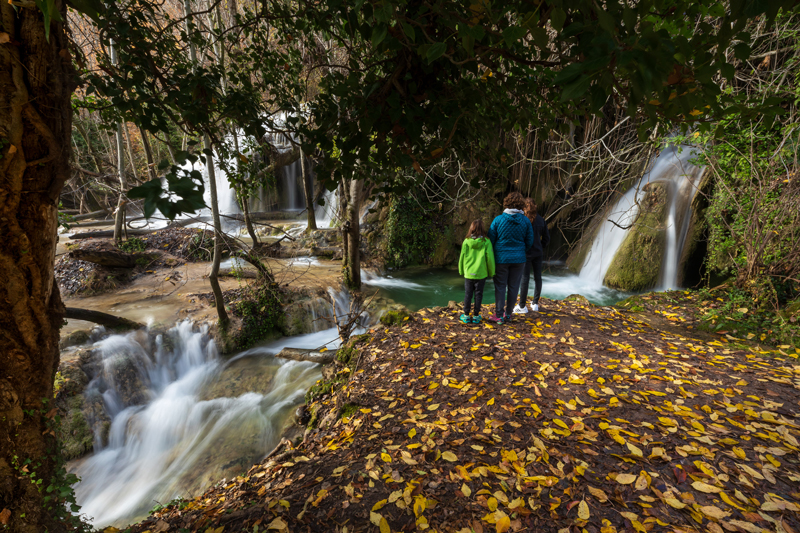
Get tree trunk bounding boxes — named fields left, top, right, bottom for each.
left=0, top=1, right=75, bottom=531
left=205, top=134, right=229, bottom=327
left=345, top=177, right=361, bottom=289
left=240, top=194, right=260, bottom=244
left=301, top=148, right=317, bottom=230
left=113, top=122, right=127, bottom=242
left=138, top=125, right=158, bottom=181
left=64, top=308, right=144, bottom=331
left=123, top=123, right=138, bottom=183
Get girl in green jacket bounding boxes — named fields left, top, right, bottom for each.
left=458, top=219, right=496, bottom=324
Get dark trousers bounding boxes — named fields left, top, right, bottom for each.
left=464, top=278, right=486, bottom=315
left=493, top=263, right=525, bottom=317
left=519, top=256, right=543, bottom=305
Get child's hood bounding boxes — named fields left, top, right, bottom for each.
left=502, top=209, right=527, bottom=225
left=466, top=237, right=488, bottom=250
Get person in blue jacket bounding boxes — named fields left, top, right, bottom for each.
left=487, top=191, right=533, bottom=324
left=515, top=198, right=550, bottom=314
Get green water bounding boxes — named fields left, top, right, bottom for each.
left=363, top=264, right=633, bottom=312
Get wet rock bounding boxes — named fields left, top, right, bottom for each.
left=604, top=182, right=668, bottom=291
left=55, top=362, right=108, bottom=460
left=59, top=329, right=92, bottom=350
left=200, top=355, right=279, bottom=401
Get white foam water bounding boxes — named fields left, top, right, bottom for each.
left=72, top=321, right=321, bottom=528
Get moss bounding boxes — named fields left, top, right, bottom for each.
left=615, top=295, right=645, bottom=313
left=564, top=294, right=591, bottom=305
left=380, top=309, right=410, bottom=327
left=339, top=403, right=359, bottom=419
left=604, top=183, right=668, bottom=291
left=56, top=395, right=95, bottom=460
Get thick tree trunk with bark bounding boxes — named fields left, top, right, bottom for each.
left=0, top=2, right=74, bottom=531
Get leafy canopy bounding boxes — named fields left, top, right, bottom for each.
left=71, top=0, right=797, bottom=216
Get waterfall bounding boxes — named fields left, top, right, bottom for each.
left=314, top=188, right=339, bottom=228
left=72, top=321, right=321, bottom=528
left=578, top=144, right=704, bottom=289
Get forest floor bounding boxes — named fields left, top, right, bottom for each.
left=122, top=293, right=800, bottom=533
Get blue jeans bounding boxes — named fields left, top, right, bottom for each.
left=493, top=263, right=525, bottom=317
left=519, top=256, right=543, bottom=305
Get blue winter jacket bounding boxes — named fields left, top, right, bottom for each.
left=488, top=209, right=534, bottom=264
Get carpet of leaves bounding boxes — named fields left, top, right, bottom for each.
left=128, top=298, right=800, bottom=533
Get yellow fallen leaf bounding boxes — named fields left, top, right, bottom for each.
left=427, top=404, right=440, bottom=411
left=267, top=517, right=287, bottom=530
left=441, top=451, right=458, bottom=462
left=461, top=483, right=471, bottom=497
left=372, top=499, right=388, bottom=511
left=495, top=511, right=511, bottom=533
left=700, top=505, right=729, bottom=519
left=691, top=481, right=722, bottom=493
left=665, top=498, right=686, bottom=509
left=616, top=473, right=637, bottom=485
left=380, top=517, right=390, bottom=533
left=588, top=486, right=608, bottom=503
left=578, top=500, right=590, bottom=520
left=488, top=497, right=498, bottom=511
left=627, top=442, right=643, bottom=458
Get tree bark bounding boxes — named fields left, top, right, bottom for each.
left=138, top=125, right=158, bottom=182
left=205, top=134, right=229, bottom=327
left=0, top=1, right=74, bottom=531
left=345, top=177, right=361, bottom=289
left=300, top=147, right=317, bottom=230
left=64, top=308, right=144, bottom=331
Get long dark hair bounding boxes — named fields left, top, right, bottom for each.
left=524, top=198, right=537, bottom=222
left=468, top=219, right=486, bottom=239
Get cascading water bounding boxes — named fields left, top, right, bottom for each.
left=71, top=321, right=322, bottom=528
left=578, top=144, right=704, bottom=290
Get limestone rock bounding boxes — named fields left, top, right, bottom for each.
left=603, top=182, right=668, bottom=291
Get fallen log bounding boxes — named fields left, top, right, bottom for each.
left=64, top=308, right=144, bottom=331
left=276, top=347, right=336, bottom=365
left=69, top=249, right=156, bottom=268
left=69, top=218, right=196, bottom=240
left=67, top=219, right=115, bottom=228
left=71, top=209, right=110, bottom=222
left=311, top=246, right=342, bottom=258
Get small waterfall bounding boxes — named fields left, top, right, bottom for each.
left=315, top=188, right=339, bottom=228
left=72, top=321, right=321, bottom=528
left=579, top=144, right=704, bottom=289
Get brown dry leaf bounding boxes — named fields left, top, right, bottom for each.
left=588, top=486, right=609, bottom=503
left=616, top=473, right=637, bottom=485
left=700, top=505, right=730, bottom=519
left=267, top=517, right=287, bottom=531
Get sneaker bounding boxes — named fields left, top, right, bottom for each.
left=513, top=305, right=528, bottom=314
left=471, top=314, right=482, bottom=324
left=459, top=314, right=471, bottom=324
left=503, top=314, right=513, bottom=324
left=487, top=314, right=504, bottom=324
left=532, top=303, right=540, bottom=312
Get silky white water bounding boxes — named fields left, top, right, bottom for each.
left=72, top=321, right=323, bottom=528
left=579, top=144, right=704, bottom=289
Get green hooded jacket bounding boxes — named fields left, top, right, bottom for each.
left=458, top=237, right=496, bottom=280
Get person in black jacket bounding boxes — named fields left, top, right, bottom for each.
left=514, top=198, right=550, bottom=313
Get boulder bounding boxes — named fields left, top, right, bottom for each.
left=603, top=182, right=668, bottom=291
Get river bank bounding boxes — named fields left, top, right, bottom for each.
left=126, top=292, right=800, bottom=533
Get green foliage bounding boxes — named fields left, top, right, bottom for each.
left=229, top=285, right=283, bottom=350
left=339, top=403, right=358, bottom=420
left=69, top=0, right=799, bottom=218
left=386, top=197, right=443, bottom=268
left=150, top=497, right=189, bottom=515
left=118, top=237, right=146, bottom=253
left=697, top=287, right=800, bottom=350
left=57, top=202, right=74, bottom=231
left=12, top=403, right=91, bottom=531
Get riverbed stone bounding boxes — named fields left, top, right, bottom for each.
left=603, top=182, right=668, bottom=291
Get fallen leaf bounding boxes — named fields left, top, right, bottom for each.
left=461, top=483, right=472, bottom=497
left=578, top=500, right=590, bottom=520
left=616, top=473, right=637, bottom=485
left=588, top=486, right=608, bottom=503
left=691, top=481, right=722, bottom=493
left=441, top=451, right=458, bottom=462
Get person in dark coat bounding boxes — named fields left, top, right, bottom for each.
left=515, top=198, right=550, bottom=313
left=487, top=192, right=533, bottom=323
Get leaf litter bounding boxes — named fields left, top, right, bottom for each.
left=127, top=296, right=800, bottom=533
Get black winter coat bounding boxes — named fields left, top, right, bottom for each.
left=525, top=215, right=550, bottom=260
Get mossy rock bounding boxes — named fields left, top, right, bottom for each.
left=603, top=183, right=668, bottom=291
left=59, top=329, right=92, bottom=350
left=614, top=295, right=646, bottom=313
left=564, top=294, right=591, bottom=305
left=380, top=308, right=411, bottom=327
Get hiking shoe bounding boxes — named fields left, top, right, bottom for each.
left=532, top=303, right=540, bottom=312
left=487, top=314, right=504, bottom=324
left=513, top=305, right=528, bottom=314
left=459, top=314, right=471, bottom=324
left=471, top=314, right=482, bottom=324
